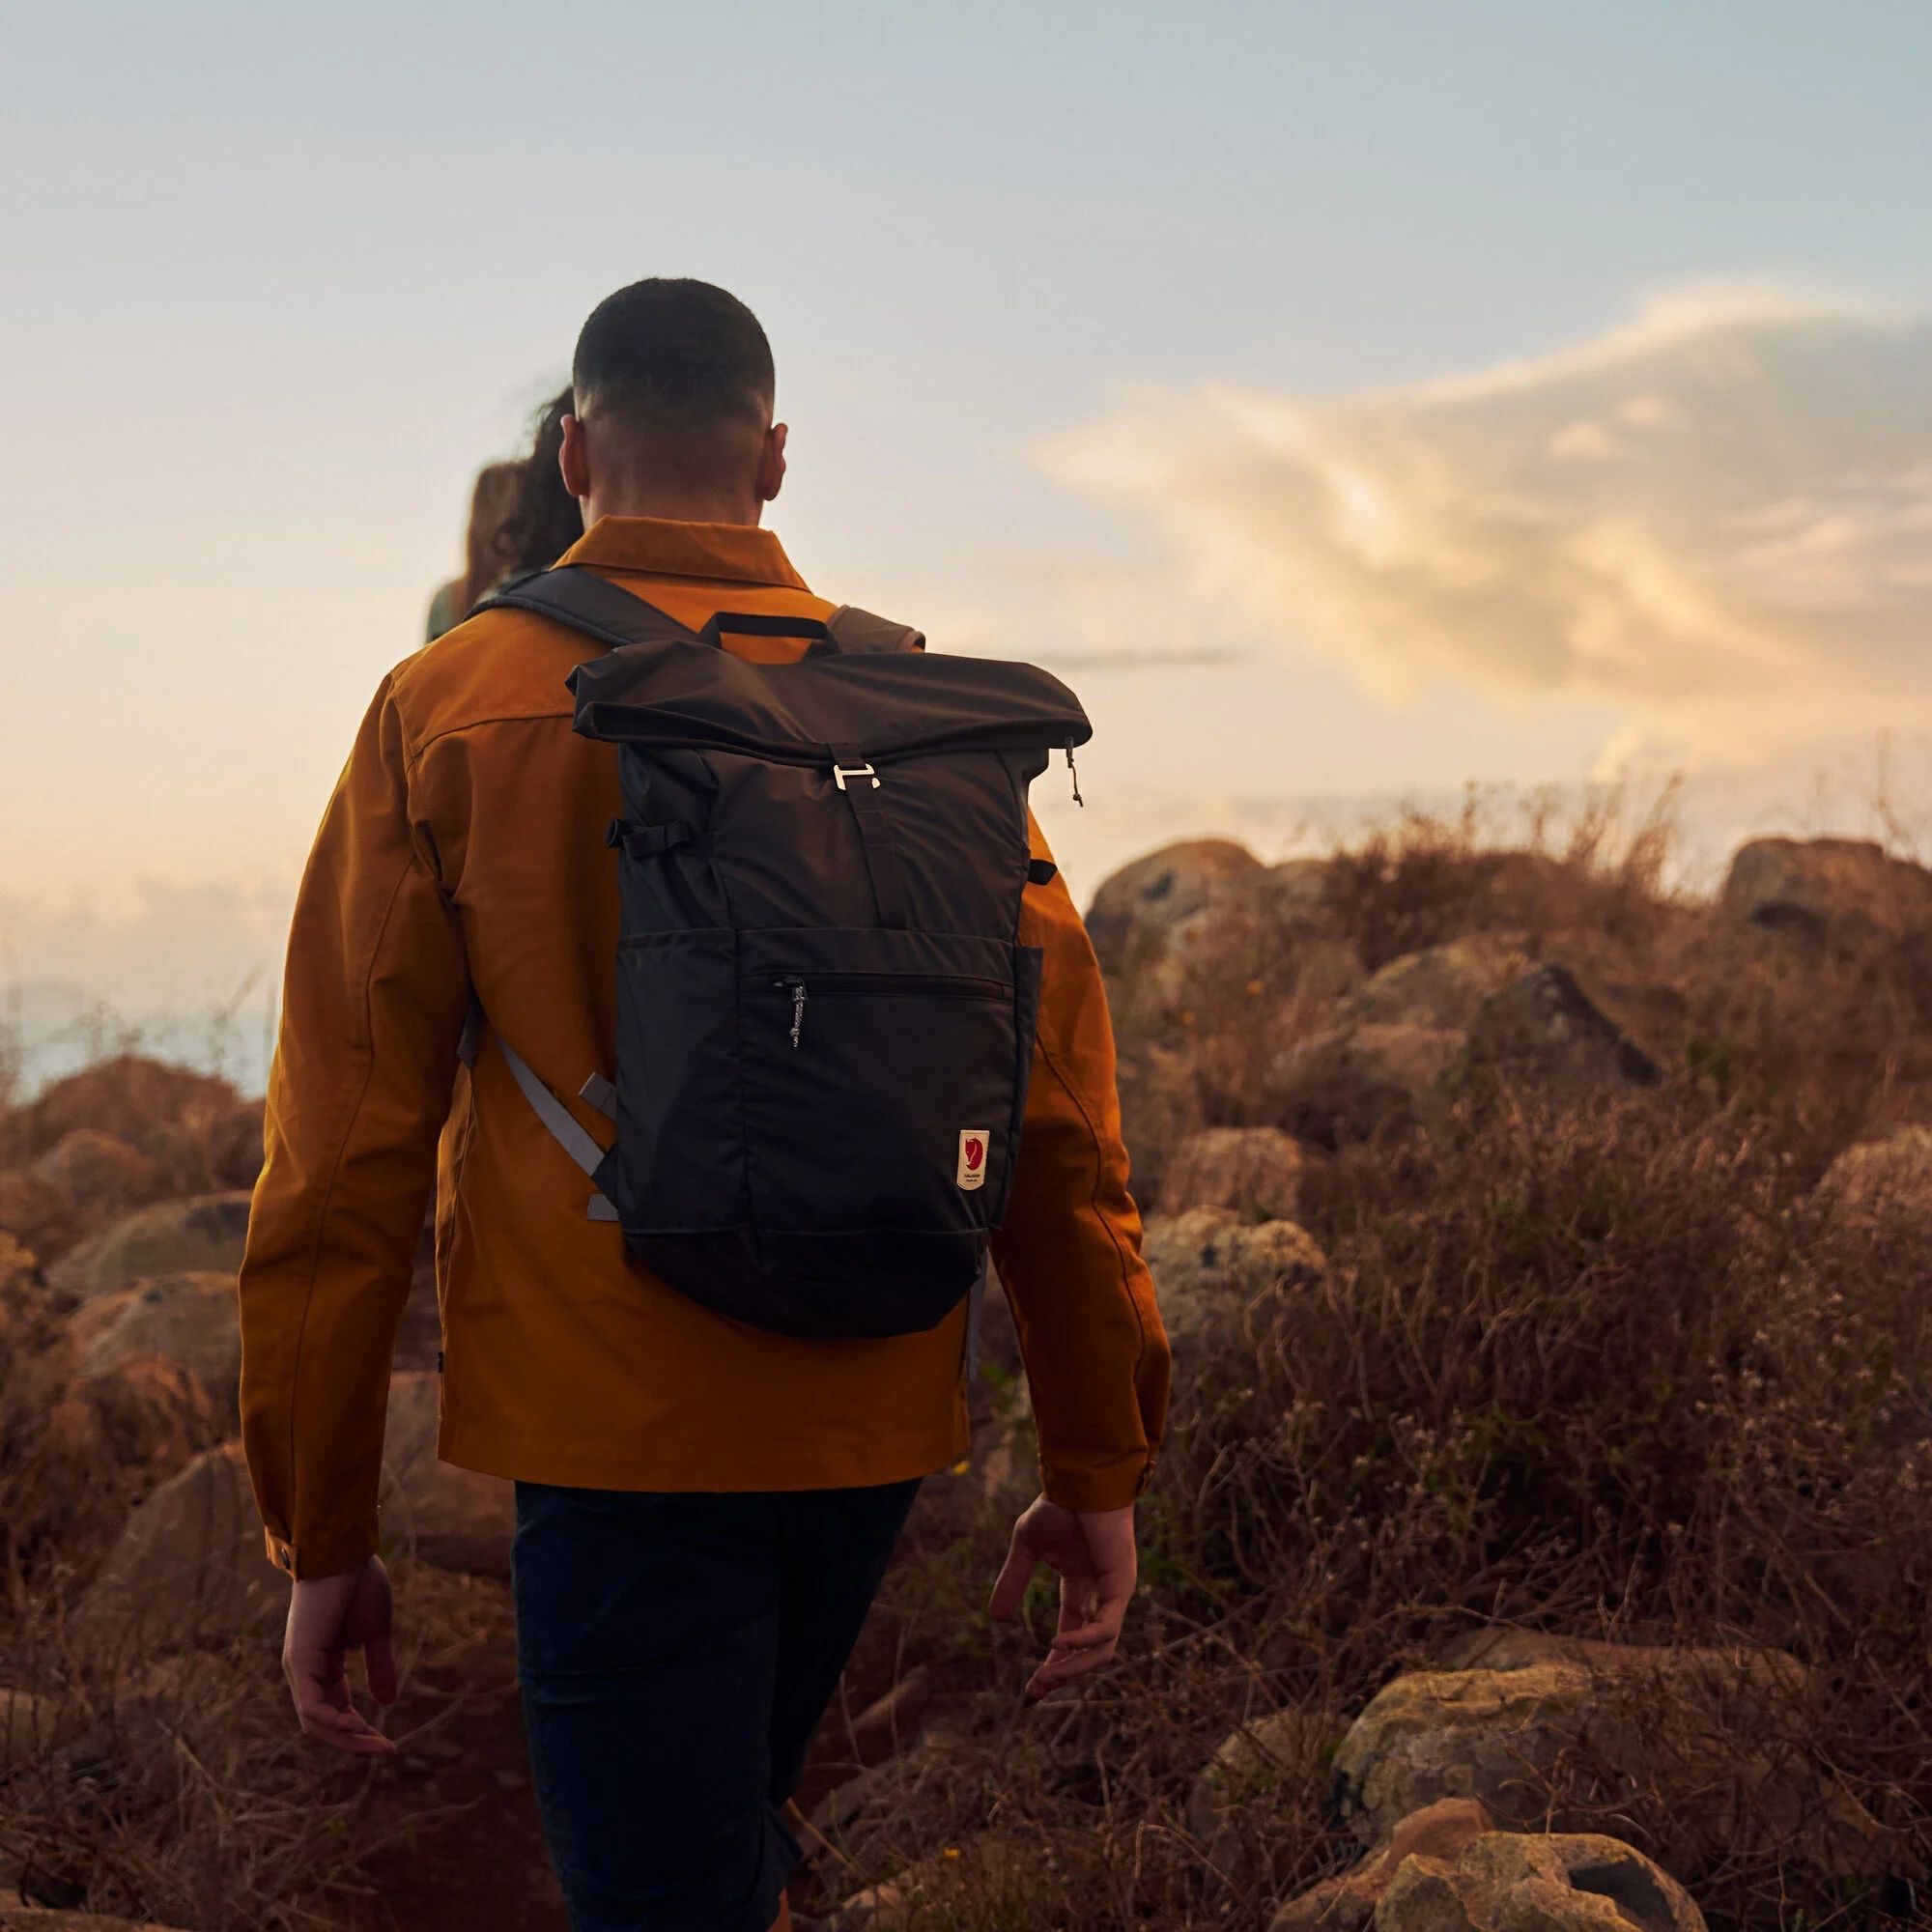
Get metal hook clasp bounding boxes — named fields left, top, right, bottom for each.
left=833, top=762, right=880, bottom=791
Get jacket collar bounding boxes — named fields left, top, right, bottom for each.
left=558, top=516, right=809, bottom=591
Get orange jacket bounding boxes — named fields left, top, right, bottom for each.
left=238, top=517, right=1170, bottom=1578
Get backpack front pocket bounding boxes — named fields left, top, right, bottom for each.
left=737, top=927, right=1035, bottom=1238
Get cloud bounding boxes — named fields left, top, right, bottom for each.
left=1039, top=287, right=1932, bottom=773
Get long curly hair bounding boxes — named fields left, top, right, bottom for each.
left=470, top=386, right=582, bottom=601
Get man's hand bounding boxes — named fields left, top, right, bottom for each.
left=987, top=1496, right=1137, bottom=1698
left=282, top=1554, right=399, bottom=1756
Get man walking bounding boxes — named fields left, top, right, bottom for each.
left=238, top=278, right=1170, bottom=1932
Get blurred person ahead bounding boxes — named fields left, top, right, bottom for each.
left=238, top=278, right=1169, bottom=1932
left=425, top=389, right=583, bottom=641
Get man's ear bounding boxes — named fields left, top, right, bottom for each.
left=756, top=422, right=787, bottom=505
left=558, top=413, right=591, bottom=504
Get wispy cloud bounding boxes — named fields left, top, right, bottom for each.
left=1039, top=287, right=1932, bottom=772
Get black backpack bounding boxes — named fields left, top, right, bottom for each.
left=467, top=565, right=1092, bottom=1343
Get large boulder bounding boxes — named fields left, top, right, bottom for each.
left=1271, top=1023, right=1463, bottom=1147
left=71, top=1272, right=241, bottom=1418
left=71, top=1442, right=280, bottom=1647
left=1158, top=1126, right=1324, bottom=1222
left=1812, top=1124, right=1932, bottom=1225
left=381, top=1372, right=515, bottom=1577
left=1720, top=837, right=1932, bottom=941
left=1334, top=1649, right=1888, bottom=1885
left=47, top=1193, right=252, bottom=1306
left=1114, top=1037, right=1208, bottom=1203
left=1267, top=1800, right=1495, bottom=1932
left=1378, top=1831, right=1704, bottom=1932
left=1340, top=938, right=1530, bottom=1034
left=13, top=1055, right=242, bottom=1160
left=1463, top=966, right=1660, bottom=1095
left=1142, top=1208, right=1325, bottom=1356
left=1086, top=839, right=1262, bottom=987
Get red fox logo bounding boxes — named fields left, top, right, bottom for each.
left=964, top=1136, right=985, bottom=1172
left=957, top=1129, right=989, bottom=1190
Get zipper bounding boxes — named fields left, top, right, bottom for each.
left=772, top=969, right=1009, bottom=1048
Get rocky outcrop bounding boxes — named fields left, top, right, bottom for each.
left=71, top=1442, right=280, bottom=1647
left=1267, top=1799, right=1495, bottom=1931
left=71, top=1271, right=241, bottom=1419
left=1333, top=1645, right=1889, bottom=1885
left=1378, top=1831, right=1704, bottom=1932
left=47, top=1194, right=252, bottom=1306
left=1158, top=1126, right=1324, bottom=1223
left=1087, top=839, right=1262, bottom=985
left=1340, top=938, right=1530, bottom=1034
left=1188, top=1706, right=1332, bottom=1885
left=1142, top=1209, right=1326, bottom=1355
left=1463, top=965, right=1659, bottom=1094
left=1271, top=1023, right=1463, bottom=1147
left=1720, top=837, right=1932, bottom=941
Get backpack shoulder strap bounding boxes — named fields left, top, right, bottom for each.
left=474, top=565, right=705, bottom=653
left=826, top=606, right=925, bottom=655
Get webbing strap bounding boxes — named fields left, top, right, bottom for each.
left=470, top=1017, right=617, bottom=1223
left=829, top=741, right=911, bottom=928
left=964, top=1252, right=989, bottom=1383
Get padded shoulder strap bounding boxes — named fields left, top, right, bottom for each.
left=474, top=565, right=703, bottom=652
left=826, top=606, right=925, bottom=655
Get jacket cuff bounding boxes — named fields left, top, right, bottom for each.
left=262, top=1520, right=380, bottom=1580
left=1038, top=1449, right=1154, bottom=1514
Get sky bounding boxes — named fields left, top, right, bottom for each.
left=3, top=3, right=1929, bottom=1088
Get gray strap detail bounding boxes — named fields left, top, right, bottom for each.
left=826, top=605, right=925, bottom=656
left=586, top=1195, right=621, bottom=1223
left=497, top=1037, right=606, bottom=1178
left=580, top=1072, right=617, bottom=1121
left=964, top=1252, right=989, bottom=1382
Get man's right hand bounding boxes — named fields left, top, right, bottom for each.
left=988, top=1496, right=1138, bottom=1698
left=282, top=1554, right=399, bottom=1756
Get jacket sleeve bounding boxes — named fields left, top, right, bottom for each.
left=989, top=818, right=1171, bottom=1512
left=238, top=673, right=469, bottom=1578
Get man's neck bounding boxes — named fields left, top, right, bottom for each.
left=583, top=490, right=762, bottom=528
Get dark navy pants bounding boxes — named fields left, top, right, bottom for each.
left=512, top=1479, right=921, bottom=1932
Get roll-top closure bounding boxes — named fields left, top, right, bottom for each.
left=569, top=638, right=1092, bottom=765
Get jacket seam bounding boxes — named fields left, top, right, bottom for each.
left=281, top=847, right=419, bottom=1564
left=404, top=708, right=577, bottom=771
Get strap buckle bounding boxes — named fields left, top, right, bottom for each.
left=833, top=761, right=879, bottom=791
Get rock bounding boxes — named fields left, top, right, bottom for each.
left=60, top=1358, right=226, bottom=1476
left=1435, top=1628, right=1804, bottom=1696
left=1189, top=1707, right=1332, bottom=1884
left=1720, top=836, right=1932, bottom=941
left=1087, top=838, right=1262, bottom=984
left=1334, top=1663, right=1593, bottom=1845
left=1114, top=1037, right=1206, bottom=1202
left=1268, top=1799, right=1495, bottom=1932
left=1813, top=1125, right=1932, bottom=1224
left=71, top=1442, right=281, bottom=1648
left=382, top=1372, right=515, bottom=1576
left=1335, top=1652, right=1887, bottom=1885
left=1142, top=1209, right=1326, bottom=1353
left=1377, top=1831, right=1704, bottom=1932
left=1463, top=966, right=1659, bottom=1095
left=1158, top=1126, right=1324, bottom=1222
left=810, top=1731, right=971, bottom=1871
left=29, top=1131, right=161, bottom=1212
left=845, top=1667, right=935, bottom=1762
left=71, top=1272, right=240, bottom=1418
left=1341, top=938, right=1530, bottom=1034
left=47, top=1193, right=252, bottom=1306
left=1272, top=1023, right=1463, bottom=1147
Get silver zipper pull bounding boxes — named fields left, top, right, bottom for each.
left=788, top=980, right=807, bottom=1048
left=1065, top=744, right=1084, bottom=807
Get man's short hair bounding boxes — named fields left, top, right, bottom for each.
left=572, top=279, right=775, bottom=451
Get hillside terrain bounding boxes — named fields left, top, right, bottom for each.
left=3, top=809, right=1931, bottom=1930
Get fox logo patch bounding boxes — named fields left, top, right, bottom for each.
left=956, top=1130, right=989, bottom=1190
